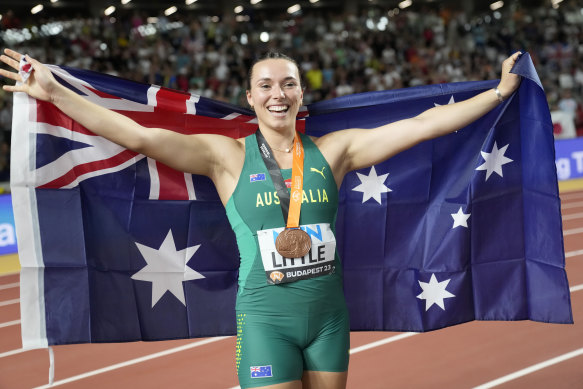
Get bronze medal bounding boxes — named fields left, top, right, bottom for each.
left=275, top=228, right=312, bottom=258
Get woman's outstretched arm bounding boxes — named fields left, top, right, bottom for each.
left=0, top=49, right=243, bottom=183
left=316, top=52, right=522, bottom=186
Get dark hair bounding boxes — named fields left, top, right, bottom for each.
left=247, top=51, right=303, bottom=90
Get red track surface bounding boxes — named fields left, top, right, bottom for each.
left=1, top=191, right=582, bottom=389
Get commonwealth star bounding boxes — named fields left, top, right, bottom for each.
left=132, top=230, right=205, bottom=308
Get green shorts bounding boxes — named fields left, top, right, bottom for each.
left=235, top=308, right=350, bottom=388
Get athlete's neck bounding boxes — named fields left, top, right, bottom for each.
left=260, top=127, right=296, bottom=153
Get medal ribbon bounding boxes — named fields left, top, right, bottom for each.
left=256, top=130, right=304, bottom=228
left=287, top=132, right=304, bottom=228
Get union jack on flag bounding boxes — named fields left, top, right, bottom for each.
left=33, top=65, right=303, bottom=199
left=12, top=54, right=572, bottom=350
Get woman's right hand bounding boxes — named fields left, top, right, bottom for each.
left=0, top=49, right=60, bottom=103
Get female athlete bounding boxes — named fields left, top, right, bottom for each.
left=1, top=48, right=521, bottom=389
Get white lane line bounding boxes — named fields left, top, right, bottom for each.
left=350, top=332, right=417, bottom=354
left=33, top=336, right=230, bottom=388
left=561, top=201, right=583, bottom=210
left=0, top=348, right=27, bottom=358
left=472, top=347, right=583, bottom=389
left=0, top=319, right=20, bottom=328
left=0, top=282, right=19, bottom=290
left=563, top=227, right=583, bottom=236
left=562, top=212, right=583, bottom=221
left=0, top=298, right=19, bottom=307
left=566, top=249, right=583, bottom=258
left=11, top=284, right=582, bottom=389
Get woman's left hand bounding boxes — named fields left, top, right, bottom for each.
left=497, top=52, right=522, bottom=100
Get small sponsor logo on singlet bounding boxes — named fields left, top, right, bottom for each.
left=250, top=173, right=266, bottom=182
left=285, top=178, right=292, bottom=188
left=250, top=365, right=273, bottom=378
left=269, top=271, right=284, bottom=282
left=310, top=166, right=326, bottom=179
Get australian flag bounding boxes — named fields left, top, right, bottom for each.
left=250, top=365, right=272, bottom=378
left=11, top=53, right=572, bottom=349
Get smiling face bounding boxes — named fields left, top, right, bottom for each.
left=246, top=58, right=303, bottom=134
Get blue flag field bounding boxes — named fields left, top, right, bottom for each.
left=11, top=53, right=572, bottom=349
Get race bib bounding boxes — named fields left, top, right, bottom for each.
left=257, top=223, right=336, bottom=284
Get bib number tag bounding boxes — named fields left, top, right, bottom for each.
left=257, top=223, right=336, bottom=285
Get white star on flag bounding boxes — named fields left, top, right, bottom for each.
left=451, top=207, right=470, bottom=228
left=352, top=166, right=391, bottom=204
left=417, top=274, right=456, bottom=311
left=132, top=230, right=205, bottom=308
left=475, top=141, right=513, bottom=181
left=434, top=95, right=455, bottom=107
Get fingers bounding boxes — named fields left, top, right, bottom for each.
left=0, top=55, right=20, bottom=72
left=500, top=52, right=522, bottom=76
left=505, top=51, right=521, bottom=67
left=0, top=49, right=24, bottom=84
left=3, top=48, right=23, bottom=62
left=2, top=84, right=24, bottom=93
left=25, top=55, right=44, bottom=71
left=1, top=47, right=23, bottom=73
left=0, top=67, right=22, bottom=83
left=497, top=52, right=523, bottom=98
left=0, top=57, right=22, bottom=82
left=1, top=49, right=28, bottom=92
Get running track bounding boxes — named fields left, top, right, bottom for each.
left=1, top=191, right=582, bottom=389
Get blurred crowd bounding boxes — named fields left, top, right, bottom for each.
left=0, top=2, right=582, bottom=181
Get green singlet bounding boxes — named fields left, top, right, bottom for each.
left=226, top=132, right=350, bottom=388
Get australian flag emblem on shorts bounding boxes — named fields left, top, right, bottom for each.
left=250, top=365, right=272, bottom=378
